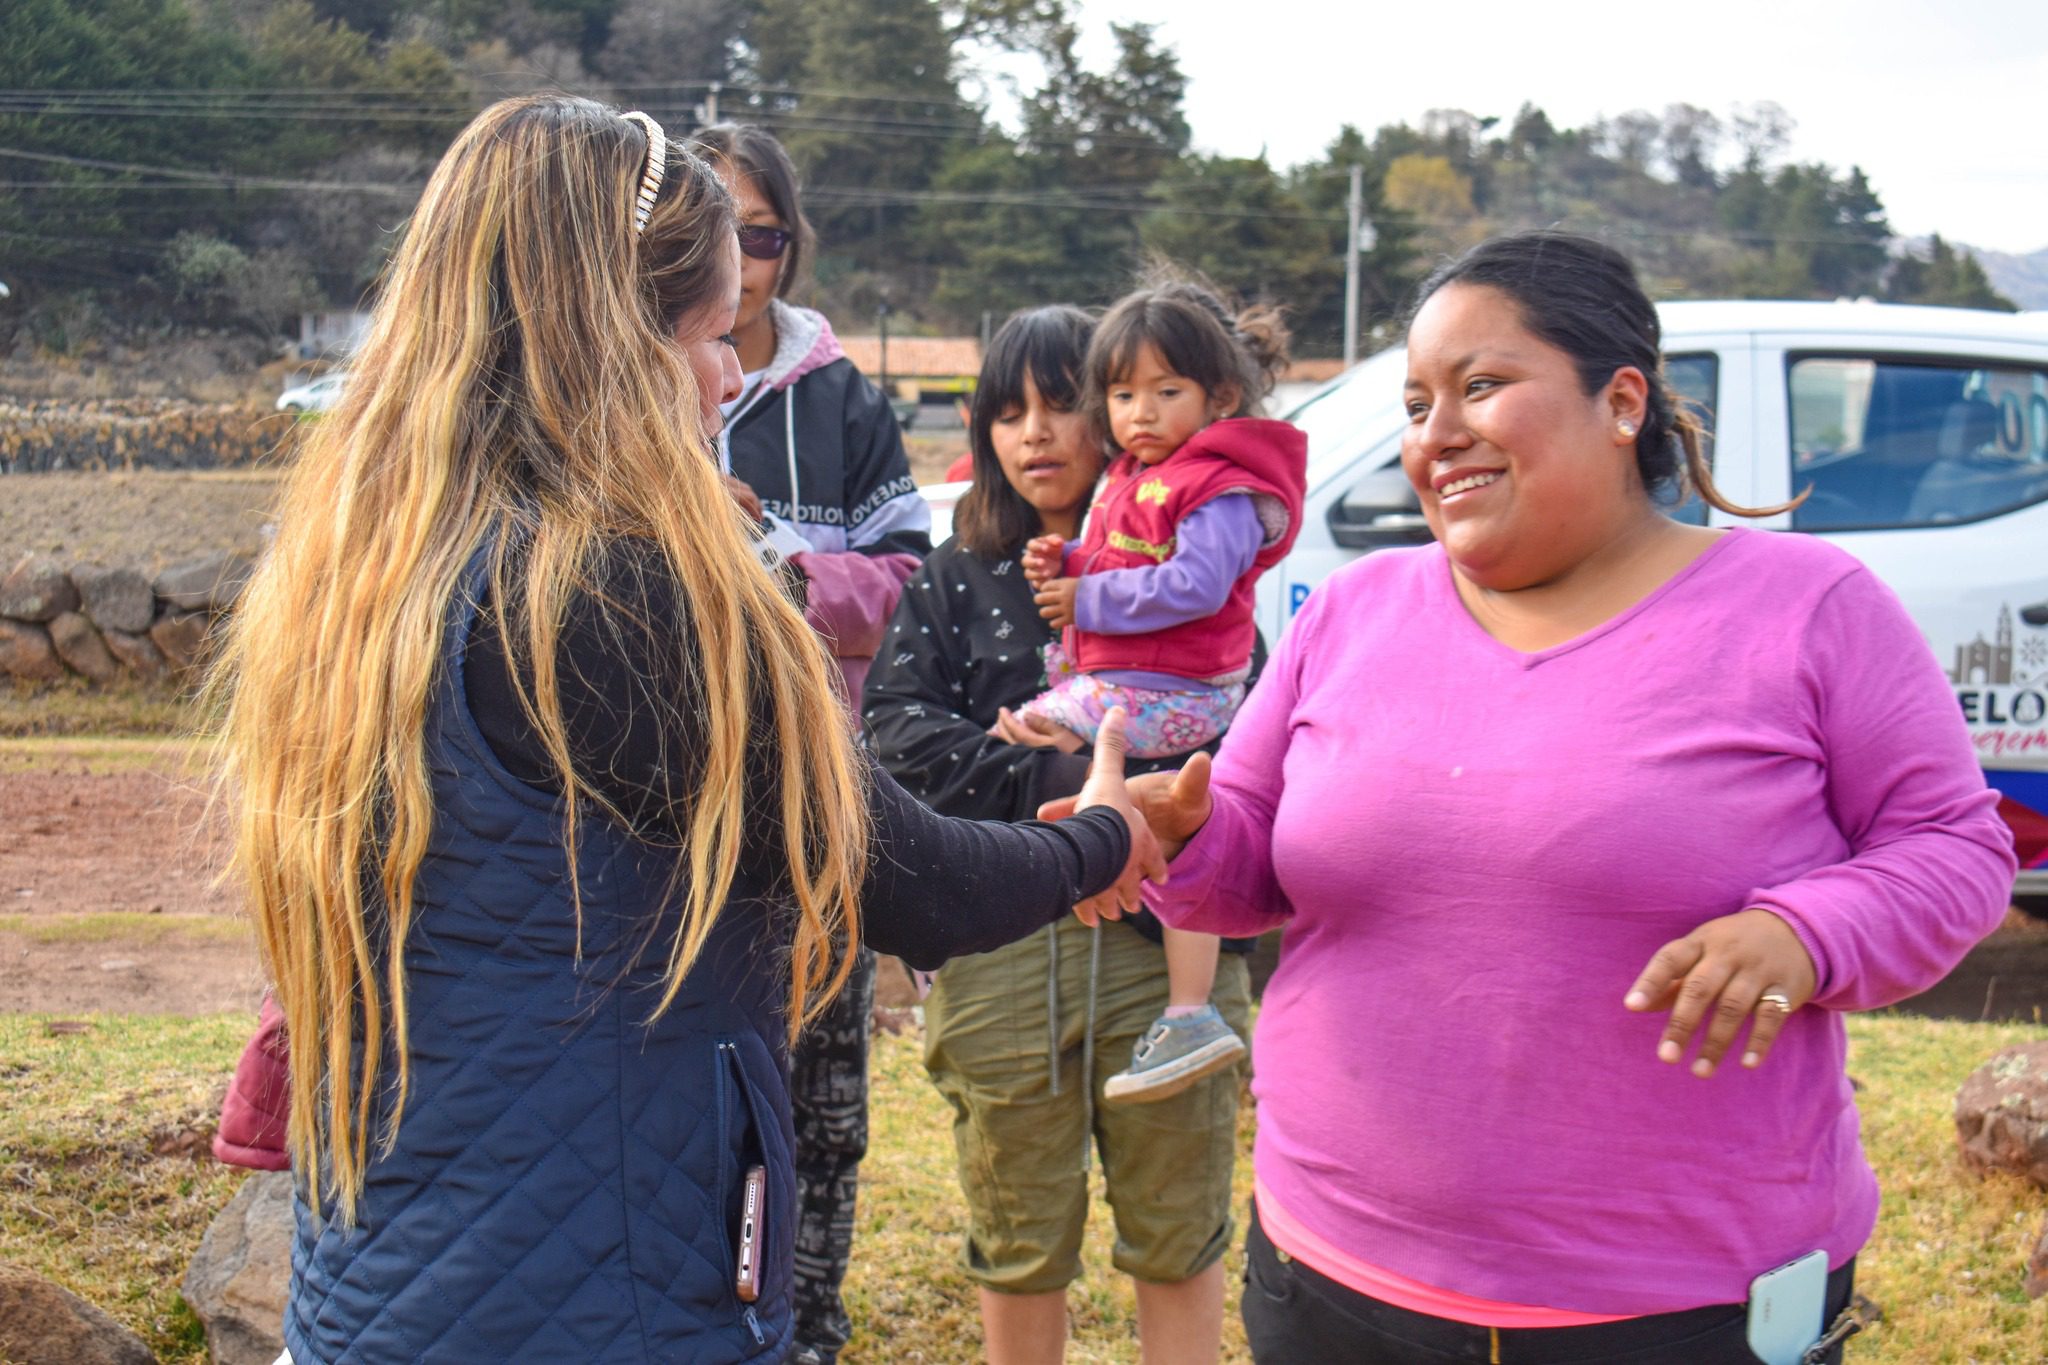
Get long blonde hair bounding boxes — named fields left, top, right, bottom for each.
left=211, top=95, right=868, bottom=1222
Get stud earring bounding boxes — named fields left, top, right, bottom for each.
left=1618, top=419, right=1638, bottom=439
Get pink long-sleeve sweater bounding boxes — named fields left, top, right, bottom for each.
left=1147, top=528, right=2015, bottom=1315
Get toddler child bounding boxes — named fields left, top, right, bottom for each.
left=1006, top=276, right=1306, bottom=1102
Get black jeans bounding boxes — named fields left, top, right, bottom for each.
left=1242, top=1203, right=1855, bottom=1364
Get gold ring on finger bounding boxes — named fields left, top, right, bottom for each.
left=1757, top=991, right=1792, bottom=1013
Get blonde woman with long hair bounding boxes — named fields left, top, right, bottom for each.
left=213, top=94, right=1156, bottom=1364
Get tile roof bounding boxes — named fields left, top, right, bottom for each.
left=839, top=335, right=982, bottom=379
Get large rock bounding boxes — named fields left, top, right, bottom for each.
left=48, top=611, right=121, bottom=683
left=181, top=1170, right=293, bottom=1365
left=102, top=627, right=170, bottom=679
left=149, top=611, right=212, bottom=673
left=1955, top=1041, right=2048, bottom=1188
left=0, top=553, right=80, bottom=622
left=0, top=618, right=67, bottom=681
left=0, top=1260, right=156, bottom=1364
left=73, top=563, right=157, bottom=634
left=155, top=552, right=253, bottom=614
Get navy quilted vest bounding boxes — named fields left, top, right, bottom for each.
left=284, top=559, right=797, bottom=1363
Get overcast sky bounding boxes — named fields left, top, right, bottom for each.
left=1023, top=0, right=2048, bottom=256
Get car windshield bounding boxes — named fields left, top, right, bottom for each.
left=1282, top=347, right=1408, bottom=488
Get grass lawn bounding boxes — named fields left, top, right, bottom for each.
left=2, top=1013, right=2042, bottom=1363
left=0, top=679, right=206, bottom=740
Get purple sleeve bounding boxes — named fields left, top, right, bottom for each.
left=1140, top=569, right=1332, bottom=936
left=1073, top=494, right=1263, bottom=635
left=1745, top=570, right=2015, bottom=1011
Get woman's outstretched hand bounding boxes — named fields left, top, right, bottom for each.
left=1056, top=709, right=1167, bottom=925
left=1624, top=908, right=1819, bottom=1078
left=1041, top=741, right=1215, bottom=927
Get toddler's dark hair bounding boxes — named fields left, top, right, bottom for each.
left=1085, top=266, right=1291, bottom=433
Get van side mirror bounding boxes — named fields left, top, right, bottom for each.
left=1328, top=467, right=1434, bottom=549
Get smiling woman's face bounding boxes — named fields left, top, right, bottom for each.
left=993, top=369, right=1101, bottom=533
left=1400, top=282, right=1645, bottom=589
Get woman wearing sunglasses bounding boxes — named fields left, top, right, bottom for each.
left=686, top=121, right=932, bottom=1365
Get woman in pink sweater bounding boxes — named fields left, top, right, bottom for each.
left=1060, top=232, right=2017, bottom=1362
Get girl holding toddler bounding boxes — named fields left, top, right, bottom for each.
left=1003, top=278, right=1307, bottom=1102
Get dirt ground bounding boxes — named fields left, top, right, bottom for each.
left=0, top=469, right=278, bottom=574
left=0, top=744, right=930, bottom=1017
left=0, top=748, right=260, bottom=1015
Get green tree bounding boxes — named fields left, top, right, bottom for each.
left=1887, top=235, right=2017, bottom=311
left=1020, top=19, right=1188, bottom=190
left=911, top=14, right=1193, bottom=327
left=1140, top=154, right=1328, bottom=318
left=0, top=0, right=261, bottom=293
left=762, top=0, right=965, bottom=277
left=916, top=135, right=1094, bottom=325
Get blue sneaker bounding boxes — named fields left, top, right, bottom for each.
left=1103, top=1005, right=1246, bottom=1103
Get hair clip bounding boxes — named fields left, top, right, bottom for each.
left=619, top=111, right=667, bottom=234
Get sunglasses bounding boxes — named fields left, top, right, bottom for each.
left=737, top=224, right=792, bottom=261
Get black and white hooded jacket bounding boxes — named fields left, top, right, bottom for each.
left=721, top=299, right=932, bottom=699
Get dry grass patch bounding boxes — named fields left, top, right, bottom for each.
left=2, top=1013, right=2041, bottom=1363
left=0, top=679, right=206, bottom=740
left=0, top=913, right=247, bottom=945
left=0, top=1013, right=253, bottom=1362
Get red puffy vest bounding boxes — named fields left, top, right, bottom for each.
left=1069, top=417, right=1307, bottom=682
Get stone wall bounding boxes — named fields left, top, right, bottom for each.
left=0, top=399, right=293, bottom=473
left=0, top=550, right=251, bottom=685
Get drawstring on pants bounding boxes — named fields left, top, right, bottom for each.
left=1042, top=918, right=1105, bottom=1175
left=1079, top=921, right=1100, bottom=1174
left=1046, top=919, right=1061, bottom=1096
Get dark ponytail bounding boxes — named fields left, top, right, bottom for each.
left=1410, top=231, right=1793, bottom=518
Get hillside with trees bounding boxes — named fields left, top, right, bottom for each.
left=0, top=0, right=2020, bottom=366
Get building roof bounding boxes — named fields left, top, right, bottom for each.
left=839, top=335, right=982, bottom=380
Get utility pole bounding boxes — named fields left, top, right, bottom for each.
left=1344, top=164, right=1362, bottom=368
left=696, top=82, right=721, bottom=126
left=877, top=299, right=892, bottom=393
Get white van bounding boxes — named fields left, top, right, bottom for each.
left=923, top=300, right=2048, bottom=909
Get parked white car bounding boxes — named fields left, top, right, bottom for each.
left=276, top=370, right=348, bottom=414
left=921, top=300, right=2048, bottom=907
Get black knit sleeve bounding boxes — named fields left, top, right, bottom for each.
left=466, top=540, right=710, bottom=842
left=858, top=757, right=1129, bottom=971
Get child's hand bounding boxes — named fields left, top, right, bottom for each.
left=1034, top=577, right=1079, bottom=630
left=1022, top=534, right=1066, bottom=587
left=991, top=706, right=1086, bottom=753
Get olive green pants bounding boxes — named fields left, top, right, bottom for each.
left=923, top=920, right=1251, bottom=1294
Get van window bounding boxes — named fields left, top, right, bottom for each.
left=1788, top=356, right=2048, bottom=530
left=1664, top=354, right=1717, bottom=525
